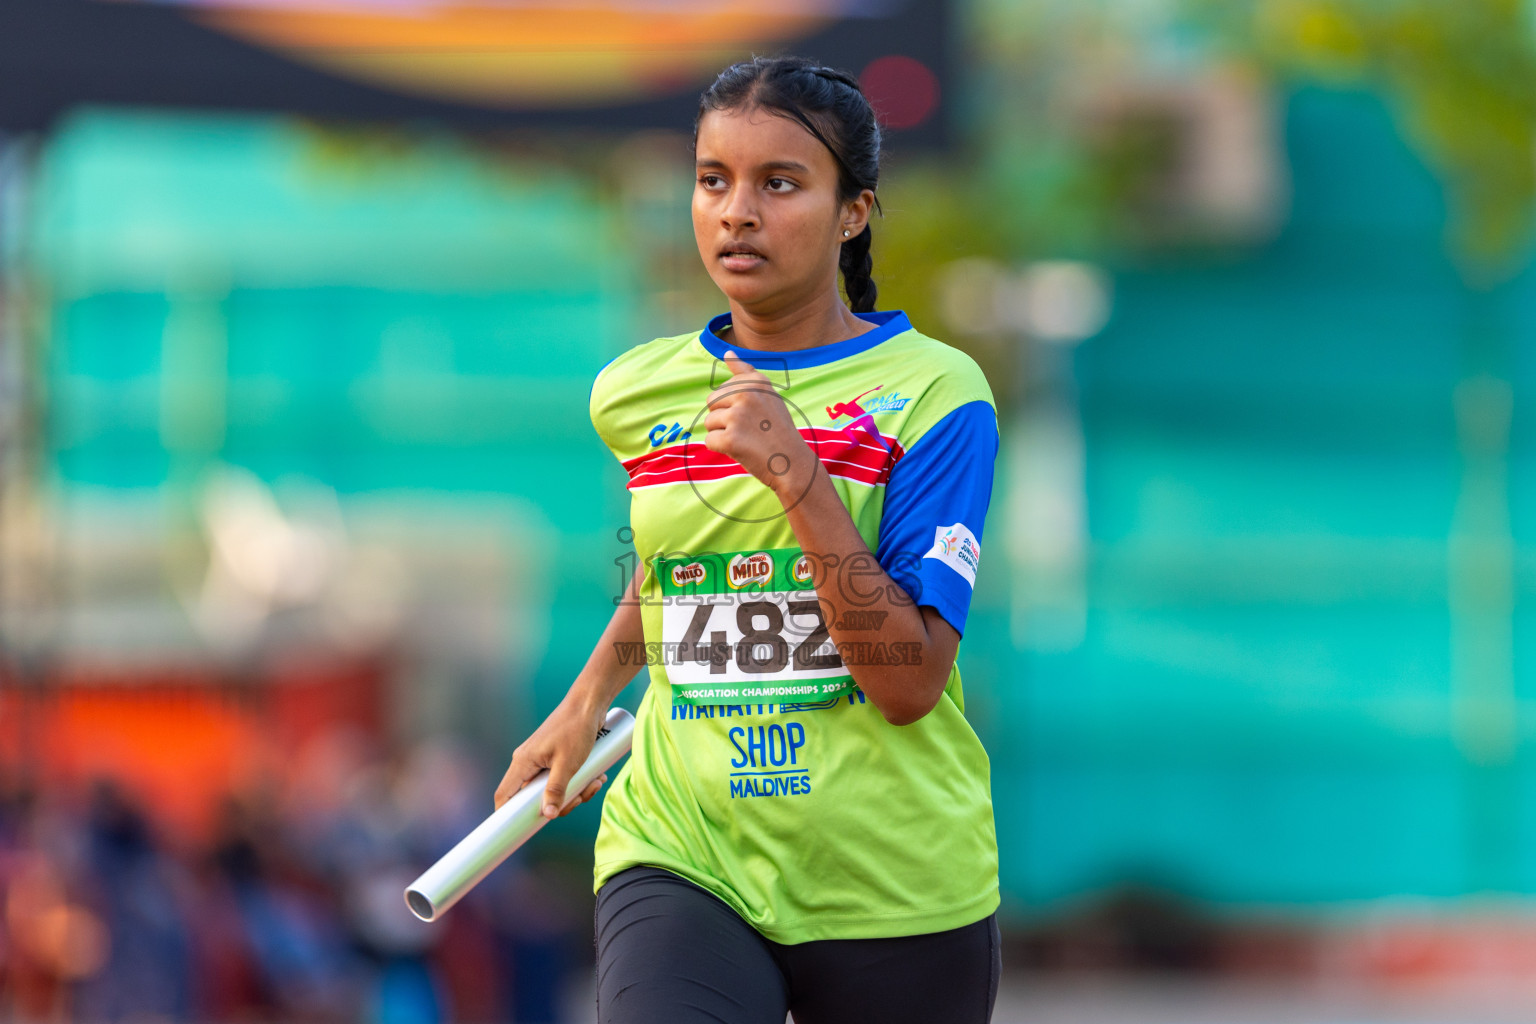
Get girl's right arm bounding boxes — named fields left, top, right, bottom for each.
left=493, top=560, right=646, bottom=818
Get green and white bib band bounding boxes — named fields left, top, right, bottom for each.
left=656, top=547, right=857, bottom=706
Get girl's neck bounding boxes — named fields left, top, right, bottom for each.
left=720, top=293, right=873, bottom=352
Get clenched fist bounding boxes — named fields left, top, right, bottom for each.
left=703, top=350, right=817, bottom=500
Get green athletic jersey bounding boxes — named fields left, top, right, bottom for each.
left=588, top=309, right=1001, bottom=943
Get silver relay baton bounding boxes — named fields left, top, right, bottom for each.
left=404, top=706, right=636, bottom=922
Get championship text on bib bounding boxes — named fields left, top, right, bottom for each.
left=655, top=547, right=857, bottom=706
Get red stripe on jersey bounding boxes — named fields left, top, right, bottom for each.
left=623, top=426, right=906, bottom=490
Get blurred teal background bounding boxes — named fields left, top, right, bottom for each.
left=3, top=1, right=1536, bottom=1021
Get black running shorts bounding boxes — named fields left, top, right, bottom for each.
left=594, top=865, right=1001, bottom=1024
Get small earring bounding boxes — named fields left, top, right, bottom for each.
left=843, top=229, right=851, bottom=237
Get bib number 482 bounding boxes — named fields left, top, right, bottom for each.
left=677, top=598, right=842, bottom=675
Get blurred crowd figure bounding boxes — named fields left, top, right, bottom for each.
left=0, top=731, right=590, bottom=1024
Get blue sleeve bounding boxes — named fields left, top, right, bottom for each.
left=874, top=400, right=998, bottom=638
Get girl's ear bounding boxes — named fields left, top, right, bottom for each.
left=840, top=188, right=876, bottom=236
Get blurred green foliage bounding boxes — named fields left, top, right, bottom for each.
left=1204, top=0, right=1536, bottom=280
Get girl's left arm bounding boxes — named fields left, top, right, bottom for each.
left=703, top=352, right=960, bottom=726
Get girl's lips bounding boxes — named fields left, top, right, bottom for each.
left=720, top=252, right=766, bottom=271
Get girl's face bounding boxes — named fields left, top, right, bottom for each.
left=693, top=106, right=872, bottom=317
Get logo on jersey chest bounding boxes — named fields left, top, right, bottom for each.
left=648, top=422, right=692, bottom=447
left=826, top=385, right=909, bottom=452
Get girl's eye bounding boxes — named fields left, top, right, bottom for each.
left=698, top=174, right=725, bottom=189
left=765, top=177, right=794, bottom=192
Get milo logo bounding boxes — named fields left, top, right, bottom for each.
left=671, top=562, right=707, bottom=588
left=727, top=552, right=774, bottom=590
left=792, top=555, right=813, bottom=585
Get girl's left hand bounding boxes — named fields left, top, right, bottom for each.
left=702, top=350, right=814, bottom=499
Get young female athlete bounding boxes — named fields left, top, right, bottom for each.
left=494, top=55, right=1002, bottom=1023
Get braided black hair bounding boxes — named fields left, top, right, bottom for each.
left=695, top=55, right=883, bottom=314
